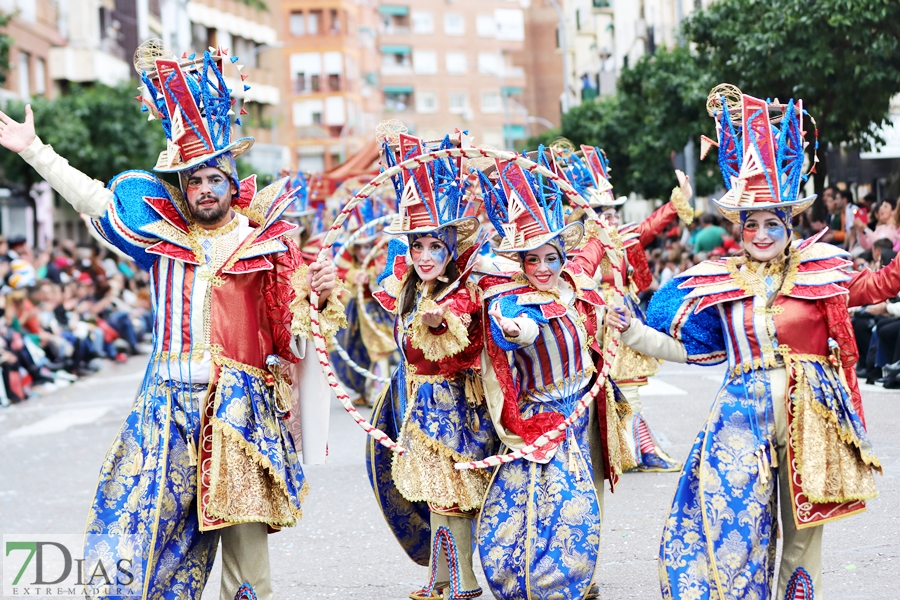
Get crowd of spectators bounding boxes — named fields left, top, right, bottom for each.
left=637, top=185, right=900, bottom=389
left=0, top=235, right=152, bottom=406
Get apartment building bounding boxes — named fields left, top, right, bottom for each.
left=280, top=0, right=381, bottom=172
left=0, top=0, right=65, bottom=102
left=180, top=0, right=284, bottom=173
left=377, top=0, right=528, bottom=149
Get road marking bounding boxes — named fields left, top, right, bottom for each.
left=7, top=407, right=110, bottom=438
left=641, top=378, right=688, bottom=396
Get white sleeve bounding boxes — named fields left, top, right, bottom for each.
left=620, top=318, right=688, bottom=363
left=885, top=301, right=900, bottom=318
left=18, top=136, right=113, bottom=218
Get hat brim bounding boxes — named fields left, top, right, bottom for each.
left=495, top=222, right=584, bottom=260
left=712, top=194, right=816, bottom=224
left=154, top=137, right=255, bottom=173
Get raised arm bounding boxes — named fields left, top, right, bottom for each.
left=0, top=106, right=111, bottom=218
left=847, top=252, right=900, bottom=307
left=635, top=170, right=694, bottom=248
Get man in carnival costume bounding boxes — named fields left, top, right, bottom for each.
left=0, top=42, right=346, bottom=600
left=562, top=143, right=693, bottom=472
left=608, top=87, right=900, bottom=600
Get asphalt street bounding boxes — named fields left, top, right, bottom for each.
left=0, top=358, right=898, bottom=599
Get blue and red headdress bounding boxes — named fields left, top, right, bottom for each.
left=136, top=42, right=253, bottom=190
left=564, top=145, right=623, bottom=208
left=701, top=85, right=816, bottom=224
left=381, top=133, right=479, bottom=259
left=481, top=148, right=583, bottom=259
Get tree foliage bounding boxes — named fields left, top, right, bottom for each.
left=0, top=82, right=166, bottom=188
left=0, top=12, right=11, bottom=86
left=528, top=0, right=900, bottom=199
left=686, top=0, right=900, bottom=191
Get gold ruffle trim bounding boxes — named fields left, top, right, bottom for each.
left=670, top=186, right=694, bottom=226
left=605, top=381, right=636, bottom=475
left=290, top=264, right=348, bottom=340
left=391, top=422, right=492, bottom=511
left=408, top=297, right=470, bottom=362
left=612, top=344, right=660, bottom=381
left=206, top=418, right=308, bottom=528
left=789, top=361, right=880, bottom=505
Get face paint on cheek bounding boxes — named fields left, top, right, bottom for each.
left=742, top=228, right=757, bottom=244
left=430, top=246, right=449, bottom=266
left=210, top=180, right=230, bottom=199
left=766, top=225, right=786, bottom=241
left=524, top=261, right=540, bottom=276
left=410, top=247, right=423, bottom=263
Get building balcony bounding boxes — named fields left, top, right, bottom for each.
left=48, top=46, right=130, bottom=87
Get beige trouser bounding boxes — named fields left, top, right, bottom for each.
left=428, top=512, right=480, bottom=593
left=586, top=400, right=606, bottom=525
left=772, top=369, right=824, bottom=599
left=619, top=384, right=642, bottom=460
left=218, top=522, right=273, bottom=600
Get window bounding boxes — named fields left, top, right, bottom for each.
left=443, top=13, right=464, bottom=36
left=448, top=91, right=467, bottom=114
left=411, top=11, right=433, bottom=34
left=382, top=50, right=412, bottom=72
left=413, top=50, right=437, bottom=75
left=445, top=52, right=467, bottom=75
left=307, top=10, right=321, bottom=35
left=416, top=91, right=437, bottom=113
left=34, top=58, right=45, bottom=95
left=481, top=91, right=501, bottom=114
left=17, top=51, right=30, bottom=99
left=325, top=96, right=345, bottom=125
left=384, top=91, right=412, bottom=113
left=290, top=12, right=304, bottom=36
left=476, top=14, right=495, bottom=37
left=290, top=52, right=322, bottom=94
left=495, top=9, right=524, bottom=41
left=382, top=13, right=410, bottom=34
left=329, top=9, right=341, bottom=34
left=292, top=99, right=324, bottom=126
left=477, top=53, right=499, bottom=75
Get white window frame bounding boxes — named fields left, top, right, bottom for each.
left=448, top=91, right=467, bottom=115
left=413, top=50, right=438, bottom=75
left=481, top=90, right=501, bottom=114
left=411, top=11, right=433, bottom=34
left=445, top=52, right=467, bottom=75
left=476, top=14, right=496, bottom=38
left=416, top=91, right=438, bottom=114
left=443, top=13, right=465, bottom=36
left=477, top=52, right=499, bottom=75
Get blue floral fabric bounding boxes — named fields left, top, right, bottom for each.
left=477, top=399, right=601, bottom=600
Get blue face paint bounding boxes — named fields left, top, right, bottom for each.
left=210, top=179, right=230, bottom=199
left=430, top=244, right=449, bottom=265
left=766, top=223, right=786, bottom=241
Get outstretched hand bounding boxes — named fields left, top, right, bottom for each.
left=675, top=169, right=693, bottom=202
left=488, top=305, right=521, bottom=338
left=0, top=105, right=36, bottom=153
left=605, top=304, right=632, bottom=333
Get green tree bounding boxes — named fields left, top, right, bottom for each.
left=526, top=46, right=719, bottom=200
left=685, top=0, right=900, bottom=192
left=0, top=81, right=166, bottom=187
left=0, top=12, right=12, bottom=86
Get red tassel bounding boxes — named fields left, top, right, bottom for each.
left=240, top=74, right=249, bottom=81
left=182, top=51, right=188, bottom=58
left=240, top=107, right=249, bottom=115
left=230, top=98, right=237, bottom=106
left=809, top=165, right=817, bottom=174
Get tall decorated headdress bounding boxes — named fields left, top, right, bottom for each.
left=564, top=145, right=624, bottom=208
left=134, top=39, right=253, bottom=186
left=381, top=132, right=479, bottom=259
left=481, top=146, right=584, bottom=257
left=701, top=84, right=816, bottom=224
left=284, top=170, right=314, bottom=218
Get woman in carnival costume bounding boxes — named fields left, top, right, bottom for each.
left=476, top=154, right=634, bottom=599
left=607, top=87, right=900, bottom=600
left=0, top=45, right=347, bottom=600
left=329, top=196, right=398, bottom=406
left=367, top=133, right=496, bottom=600
left=563, top=143, right=694, bottom=472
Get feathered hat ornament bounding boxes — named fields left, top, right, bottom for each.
left=481, top=145, right=584, bottom=258
left=380, top=132, right=479, bottom=259
left=701, top=83, right=817, bottom=224
left=133, top=39, right=253, bottom=176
